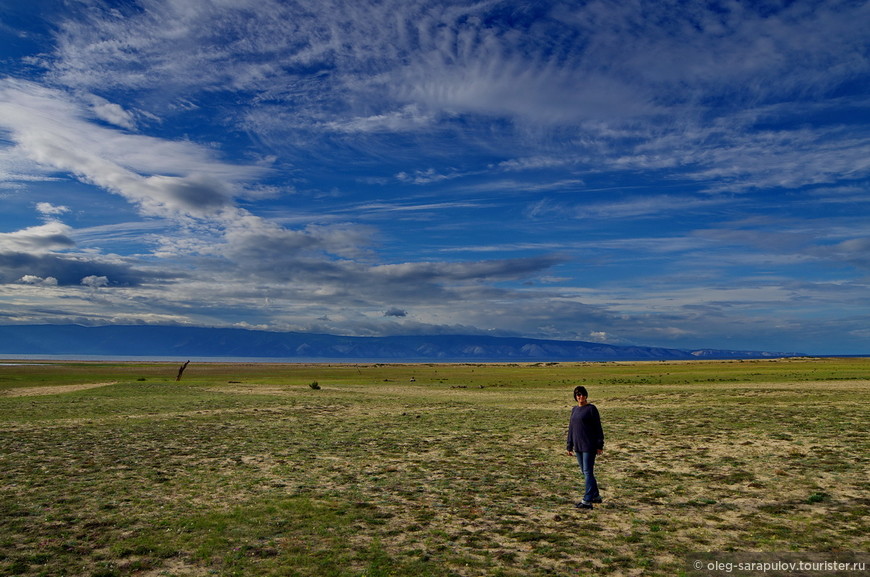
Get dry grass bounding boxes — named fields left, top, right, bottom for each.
left=0, top=359, right=867, bottom=576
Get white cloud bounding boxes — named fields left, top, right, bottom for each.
left=85, top=94, right=137, bottom=130
left=395, top=168, right=461, bottom=185
left=0, top=222, right=75, bottom=254
left=496, top=157, right=576, bottom=172
left=81, top=275, right=109, bottom=288
left=324, top=105, right=434, bottom=134
left=0, top=79, right=266, bottom=221
left=531, top=194, right=735, bottom=221
left=18, top=275, right=58, bottom=286
left=0, top=148, right=61, bottom=189
left=36, top=202, right=70, bottom=217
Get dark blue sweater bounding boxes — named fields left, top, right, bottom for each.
left=566, top=404, right=604, bottom=453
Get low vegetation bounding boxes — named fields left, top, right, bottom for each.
left=1, top=358, right=867, bottom=576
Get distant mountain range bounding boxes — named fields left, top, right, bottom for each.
left=0, top=324, right=804, bottom=361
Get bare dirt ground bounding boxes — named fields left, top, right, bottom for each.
left=1, top=382, right=118, bottom=397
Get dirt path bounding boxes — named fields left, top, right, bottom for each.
left=2, top=382, right=118, bottom=397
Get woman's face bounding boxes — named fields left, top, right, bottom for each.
left=576, top=393, right=587, bottom=405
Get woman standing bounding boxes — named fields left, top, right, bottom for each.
left=566, top=385, right=604, bottom=509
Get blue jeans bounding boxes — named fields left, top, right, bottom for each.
left=576, top=451, right=600, bottom=503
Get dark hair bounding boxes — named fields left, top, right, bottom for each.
left=573, top=386, right=588, bottom=400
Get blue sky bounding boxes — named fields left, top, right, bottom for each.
left=0, top=0, right=868, bottom=354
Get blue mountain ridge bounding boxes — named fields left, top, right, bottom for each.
left=0, top=324, right=803, bottom=361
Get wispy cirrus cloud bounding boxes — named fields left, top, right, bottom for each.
left=526, top=193, right=734, bottom=221
left=35, top=202, right=70, bottom=218
left=47, top=2, right=869, bottom=126
left=43, top=0, right=868, bottom=193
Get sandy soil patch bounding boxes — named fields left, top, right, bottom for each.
left=2, top=382, right=118, bottom=397
left=136, top=558, right=211, bottom=577
left=200, top=384, right=293, bottom=395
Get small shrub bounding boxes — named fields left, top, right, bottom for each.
left=309, top=381, right=321, bottom=390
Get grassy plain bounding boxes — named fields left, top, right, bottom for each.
left=0, top=358, right=867, bottom=576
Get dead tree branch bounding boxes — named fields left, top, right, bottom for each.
left=176, top=360, right=190, bottom=382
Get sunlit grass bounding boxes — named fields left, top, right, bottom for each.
left=1, top=358, right=867, bottom=576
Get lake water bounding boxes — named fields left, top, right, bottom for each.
left=0, top=354, right=519, bottom=363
